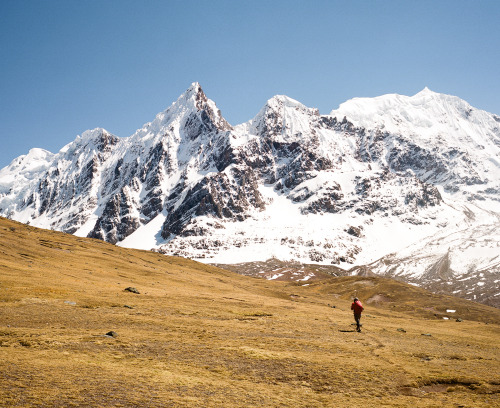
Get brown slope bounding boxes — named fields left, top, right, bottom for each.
left=304, top=276, right=500, bottom=324
left=0, top=217, right=499, bottom=407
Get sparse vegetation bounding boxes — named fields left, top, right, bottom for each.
left=0, top=217, right=499, bottom=407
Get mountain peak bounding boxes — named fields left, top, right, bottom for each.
left=245, top=94, right=319, bottom=139
left=266, top=94, right=303, bottom=107
left=173, top=82, right=207, bottom=109
left=142, top=83, right=230, bottom=133
left=257, top=94, right=317, bottom=118
left=0, top=147, right=54, bottom=175
left=184, top=82, right=206, bottom=105
left=188, top=81, right=201, bottom=91
left=416, top=86, right=434, bottom=95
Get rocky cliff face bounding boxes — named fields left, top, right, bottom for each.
left=1, top=83, right=499, bottom=304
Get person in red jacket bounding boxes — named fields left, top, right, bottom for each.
left=351, top=297, right=364, bottom=332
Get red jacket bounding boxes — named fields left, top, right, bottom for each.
left=351, top=300, right=364, bottom=315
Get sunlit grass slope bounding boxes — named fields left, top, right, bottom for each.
left=0, top=217, right=499, bottom=407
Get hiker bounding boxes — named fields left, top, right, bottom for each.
left=351, top=297, right=364, bottom=332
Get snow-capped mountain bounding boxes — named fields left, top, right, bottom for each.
left=1, top=83, right=499, bottom=305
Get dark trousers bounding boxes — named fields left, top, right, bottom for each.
left=354, top=313, right=361, bottom=331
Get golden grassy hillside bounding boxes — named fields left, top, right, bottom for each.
left=0, top=217, right=499, bottom=407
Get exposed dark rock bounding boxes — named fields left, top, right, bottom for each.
left=141, top=188, right=163, bottom=221
left=346, top=226, right=363, bottom=237
left=193, top=85, right=232, bottom=132
left=161, top=167, right=265, bottom=239
left=404, top=180, right=442, bottom=207
left=88, top=188, right=141, bottom=244
left=124, top=287, right=140, bottom=294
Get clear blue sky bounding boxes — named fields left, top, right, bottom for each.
left=1, top=0, right=499, bottom=168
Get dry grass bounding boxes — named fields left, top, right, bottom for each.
left=0, top=217, right=499, bottom=407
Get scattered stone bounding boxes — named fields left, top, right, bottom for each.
left=124, top=305, right=134, bottom=309
left=346, top=225, right=363, bottom=237
left=421, top=333, right=432, bottom=337
left=105, top=331, right=118, bottom=338
left=456, top=318, right=463, bottom=322
left=397, top=328, right=407, bottom=333
left=124, top=287, right=140, bottom=294
left=64, top=301, right=76, bottom=305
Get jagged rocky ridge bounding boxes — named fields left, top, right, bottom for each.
left=0, top=84, right=499, bottom=305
